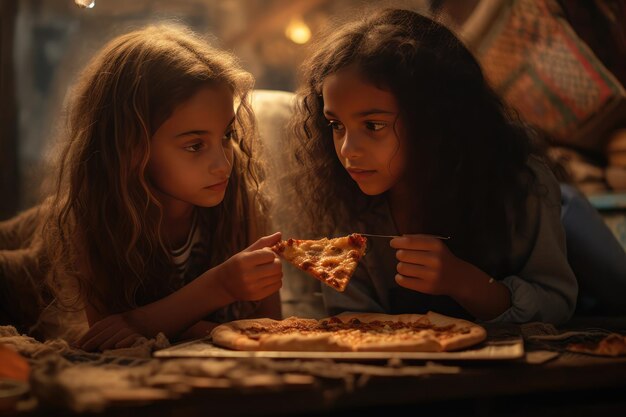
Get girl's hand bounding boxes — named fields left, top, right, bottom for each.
left=78, top=313, right=144, bottom=352
left=216, top=232, right=283, bottom=302
left=390, top=235, right=467, bottom=296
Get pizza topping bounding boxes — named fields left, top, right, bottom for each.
left=239, top=317, right=464, bottom=340
left=211, top=312, right=488, bottom=353
left=348, top=234, right=367, bottom=248
left=321, top=259, right=339, bottom=268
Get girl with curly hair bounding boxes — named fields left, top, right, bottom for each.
left=291, top=8, right=578, bottom=324
left=39, top=24, right=283, bottom=350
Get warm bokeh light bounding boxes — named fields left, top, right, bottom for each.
left=75, top=0, right=95, bottom=9
left=285, top=17, right=311, bottom=45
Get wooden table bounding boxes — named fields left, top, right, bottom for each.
left=9, top=319, right=626, bottom=417
left=62, top=353, right=625, bottom=417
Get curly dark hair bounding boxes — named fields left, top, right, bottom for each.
left=291, top=8, right=544, bottom=277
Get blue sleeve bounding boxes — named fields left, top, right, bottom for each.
left=487, top=161, right=578, bottom=325
left=560, top=184, right=626, bottom=314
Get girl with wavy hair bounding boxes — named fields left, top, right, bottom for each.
left=38, top=24, right=282, bottom=350
left=291, top=8, right=579, bottom=324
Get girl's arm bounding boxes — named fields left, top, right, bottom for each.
left=177, top=320, right=220, bottom=341
left=165, top=291, right=281, bottom=344
left=391, top=236, right=512, bottom=320
left=391, top=162, right=577, bottom=325
left=475, top=162, right=577, bottom=325
left=79, top=233, right=283, bottom=351
left=173, top=290, right=281, bottom=342
left=443, top=262, right=512, bottom=320
left=80, top=267, right=236, bottom=350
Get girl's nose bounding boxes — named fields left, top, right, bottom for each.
left=209, top=146, right=232, bottom=176
left=340, top=132, right=362, bottom=159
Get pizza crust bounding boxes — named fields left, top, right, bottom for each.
left=211, top=312, right=487, bottom=353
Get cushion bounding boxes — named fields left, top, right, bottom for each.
left=462, top=0, right=626, bottom=151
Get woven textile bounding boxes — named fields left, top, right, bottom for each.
left=475, top=0, right=626, bottom=149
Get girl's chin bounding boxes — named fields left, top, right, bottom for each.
left=198, top=199, right=225, bottom=208
left=195, top=194, right=227, bottom=208
left=356, top=183, right=388, bottom=196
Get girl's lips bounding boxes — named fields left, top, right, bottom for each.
left=205, top=179, right=229, bottom=191
left=347, top=168, right=376, bottom=181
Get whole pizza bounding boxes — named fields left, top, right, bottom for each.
left=211, top=311, right=487, bottom=352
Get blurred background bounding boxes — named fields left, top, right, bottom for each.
left=1, top=0, right=625, bottom=233
left=1, top=0, right=625, bottom=319
left=0, top=0, right=433, bottom=216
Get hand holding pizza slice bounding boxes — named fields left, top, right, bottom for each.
left=271, top=233, right=367, bottom=292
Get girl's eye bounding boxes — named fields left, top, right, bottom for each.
left=184, top=142, right=203, bottom=153
left=327, top=120, right=344, bottom=131
left=223, top=129, right=236, bottom=143
left=365, top=121, right=386, bottom=131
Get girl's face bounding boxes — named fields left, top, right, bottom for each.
left=322, top=66, right=406, bottom=196
left=148, top=84, right=235, bottom=212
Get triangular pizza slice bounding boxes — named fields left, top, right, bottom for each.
left=272, top=233, right=367, bottom=292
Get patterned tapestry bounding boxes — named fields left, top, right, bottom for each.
left=475, top=0, right=626, bottom=149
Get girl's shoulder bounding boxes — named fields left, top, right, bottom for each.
left=506, top=155, right=565, bottom=266
left=525, top=155, right=561, bottom=207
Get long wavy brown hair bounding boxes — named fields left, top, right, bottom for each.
left=292, top=9, right=545, bottom=278
left=43, top=24, right=262, bottom=314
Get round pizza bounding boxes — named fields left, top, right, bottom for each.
left=210, top=311, right=487, bottom=352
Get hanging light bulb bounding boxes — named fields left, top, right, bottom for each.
left=285, top=17, right=311, bottom=45
left=75, top=0, right=95, bottom=9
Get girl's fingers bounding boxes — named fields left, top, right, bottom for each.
left=246, top=232, right=282, bottom=252
left=249, top=275, right=283, bottom=298
left=251, top=259, right=283, bottom=279
left=99, top=328, right=136, bottom=351
left=81, top=324, right=122, bottom=352
left=259, top=280, right=283, bottom=298
left=115, top=333, right=143, bottom=349
left=395, top=250, right=440, bottom=268
left=77, top=315, right=119, bottom=346
left=245, top=248, right=279, bottom=265
left=395, top=274, right=427, bottom=292
left=390, top=235, right=444, bottom=251
left=77, top=330, right=94, bottom=348
left=396, top=262, right=431, bottom=279
left=256, top=272, right=284, bottom=287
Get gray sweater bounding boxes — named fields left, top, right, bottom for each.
left=322, top=157, right=578, bottom=325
